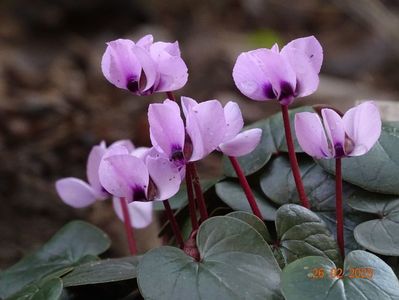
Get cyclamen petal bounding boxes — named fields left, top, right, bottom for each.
left=109, top=139, right=135, bottom=153
left=146, top=156, right=181, bottom=201
left=99, top=155, right=149, bottom=201
left=321, top=109, right=346, bottom=157
left=55, top=178, right=97, bottom=208
left=185, top=99, right=227, bottom=161
left=294, top=112, right=331, bottom=159
left=112, top=197, right=153, bottom=229
left=343, top=101, right=381, bottom=156
left=219, top=128, right=262, bottom=157
left=223, top=101, right=244, bottom=141
left=86, top=142, right=107, bottom=199
left=148, top=99, right=185, bottom=161
left=181, top=96, right=198, bottom=118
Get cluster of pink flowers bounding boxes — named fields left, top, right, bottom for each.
left=56, top=33, right=382, bottom=236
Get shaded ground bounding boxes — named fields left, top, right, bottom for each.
left=1, top=0, right=399, bottom=268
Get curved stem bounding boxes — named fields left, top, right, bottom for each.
left=335, top=158, right=345, bottom=258
left=187, top=162, right=208, bottom=222
left=166, top=91, right=176, bottom=102
left=163, top=199, right=184, bottom=249
left=119, top=197, right=137, bottom=255
left=228, top=156, right=263, bottom=219
left=185, top=167, right=199, bottom=230
left=281, top=104, right=310, bottom=209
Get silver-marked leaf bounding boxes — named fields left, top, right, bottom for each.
left=281, top=250, right=399, bottom=300
left=138, top=216, right=282, bottom=300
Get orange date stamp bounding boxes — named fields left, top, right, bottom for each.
left=311, top=267, right=374, bottom=279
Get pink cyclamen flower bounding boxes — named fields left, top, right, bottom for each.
left=101, top=34, right=188, bottom=95
left=98, top=145, right=182, bottom=202
left=55, top=140, right=153, bottom=228
left=233, top=36, right=323, bottom=105
left=148, top=97, right=227, bottom=166
left=294, top=101, right=381, bottom=159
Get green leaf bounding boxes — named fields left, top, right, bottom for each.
left=227, top=211, right=272, bottom=242
left=138, top=216, right=282, bottom=300
left=215, top=180, right=277, bottom=220
left=223, top=106, right=313, bottom=177
left=260, top=155, right=372, bottom=251
left=153, top=179, right=219, bottom=210
left=275, top=204, right=341, bottom=266
left=348, top=191, right=399, bottom=256
left=318, top=122, right=399, bottom=195
left=281, top=250, right=399, bottom=300
left=7, top=278, right=63, bottom=300
left=62, top=257, right=139, bottom=287
left=0, top=221, right=110, bottom=298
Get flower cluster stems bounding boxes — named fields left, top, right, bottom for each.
left=119, top=197, right=137, bottom=255
left=228, top=156, right=263, bottom=219
left=335, top=158, right=345, bottom=258
left=187, top=162, right=209, bottom=222
left=185, top=167, right=199, bottom=230
left=281, top=104, right=310, bottom=209
left=163, top=199, right=185, bottom=249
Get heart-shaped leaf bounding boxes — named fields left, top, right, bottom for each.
left=260, top=155, right=372, bottom=251
left=348, top=191, right=399, bottom=256
left=138, top=216, right=282, bottom=300
left=275, top=204, right=341, bottom=266
left=281, top=250, right=399, bottom=300
left=223, top=107, right=313, bottom=177
left=318, top=122, right=399, bottom=195
left=227, top=211, right=272, bottom=242
left=0, top=221, right=110, bottom=298
left=153, top=179, right=219, bottom=210
left=216, top=180, right=277, bottom=220
left=7, top=277, right=63, bottom=300
left=62, top=256, right=139, bottom=287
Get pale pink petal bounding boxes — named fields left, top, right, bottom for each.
left=154, top=53, right=188, bottom=92
left=294, top=112, right=331, bottom=159
left=148, top=99, right=185, bottom=159
left=101, top=39, right=141, bottom=90
left=55, top=178, right=97, bottom=208
left=109, top=140, right=135, bottom=152
left=343, top=101, right=382, bottom=156
left=181, top=96, right=198, bottom=118
left=219, top=128, right=262, bottom=157
left=112, top=197, right=153, bottom=229
left=321, top=109, right=346, bottom=157
left=131, top=147, right=151, bottom=160
left=99, top=155, right=149, bottom=200
left=280, top=47, right=319, bottom=98
left=150, top=41, right=181, bottom=57
left=186, top=100, right=227, bottom=161
left=146, top=156, right=182, bottom=201
left=103, top=144, right=130, bottom=160
left=223, top=101, right=244, bottom=141
left=271, top=43, right=279, bottom=53
left=86, top=143, right=107, bottom=198
left=131, top=46, right=157, bottom=93
left=136, top=34, right=153, bottom=50
left=281, top=36, right=323, bottom=73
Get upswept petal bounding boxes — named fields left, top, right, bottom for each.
left=136, top=34, right=153, bottom=50
left=109, top=140, right=135, bottom=152
left=99, top=155, right=149, bottom=201
left=86, top=143, right=107, bottom=198
left=112, top=197, right=153, bottom=229
left=101, top=39, right=141, bottom=90
left=294, top=112, right=331, bottom=159
left=148, top=99, right=185, bottom=158
left=55, top=178, right=97, bottom=208
left=321, top=109, right=346, bottom=156
left=131, top=46, right=157, bottom=93
left=280, top=47, right=319, bottom=98
left=281, top=36, right=323, bottom=73
left=219, top=128, right=262, bottom=157
left=181, top=96, right=198, bottom=118
left=150, top=41, right=181, bottom=57
left=131, top=147, right=151, bottom=160
left=343, top=101, right=381, bottom=156
left=223, top=101, right=244, bottom=141
left=186, top=100, right=227, bottom=161
left=146, top=156, right=181, bottom=201
left=154, top=52, right=188, bottom=92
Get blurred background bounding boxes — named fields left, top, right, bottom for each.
left=1, top=0, right=399, bottom=268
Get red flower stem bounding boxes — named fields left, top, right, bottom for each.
left=119, top=197, right=137, bottom=255
left=335, top=158, right=345, bottom=258
left=185, top=167, right=199, bottom=230
left=166, top=91, right=176, bottom=102
left=281, top=104, right=310, bottom=209
left=163, top=199, right=184, bottom=249
left=228, top=156, right=263, bottom=219
left=187, top=162, right=208, bottom=222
